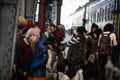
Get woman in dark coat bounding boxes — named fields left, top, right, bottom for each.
left=13, top=29, right=30, bottom=80
left=87, top=28, right=102, bottom=80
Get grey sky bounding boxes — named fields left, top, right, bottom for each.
left=61, top=0, right=89, bottom=25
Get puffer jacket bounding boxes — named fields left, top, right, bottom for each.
left=27, top=35, right=48, bottom=77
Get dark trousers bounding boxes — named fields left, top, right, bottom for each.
left=11, top=71, right=27, bottom=80
left=86, top=61, right=100, bottom=80
left=98, top=54, right=108, bottom=80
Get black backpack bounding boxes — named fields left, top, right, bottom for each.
left=98, top=33, right=112, bottom=55
left=66, top=34, right=87, bottom=65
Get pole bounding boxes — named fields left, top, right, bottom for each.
left=38, top=0, right=47, bottom=33
left=57, top=0, right=62, bottom=26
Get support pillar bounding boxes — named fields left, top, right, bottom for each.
left=17, top=0, right=25, bottom=17
left=57, top=0, right=62, bottom=26
left=0, top=0, right=19, bottom=79
left=38, top=0, right=47, bottom=32
left=25, top=0, right=37, bottom=20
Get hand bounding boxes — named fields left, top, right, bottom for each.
left=96, top=52, right=99, bottom=59
left=23, top=72, right=27, bottom=76
left=12, top=65, right=16, bottom=73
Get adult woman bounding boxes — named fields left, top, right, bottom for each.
left=97, top=23, right=117, bottom=80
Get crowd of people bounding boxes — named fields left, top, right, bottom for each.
left=11, top=16, right=120, bottom=80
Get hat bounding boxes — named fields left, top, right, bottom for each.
left=66, top=29, right=71, bottom=34
left=91, top=23, right=98, bottom=29
left=77, top=26, right=87, bottom=34
left=25, top=28, right=32, bottom=38
left=50, top=22, right=55, bottom=27
left=29, top=27, right=40, bottom=38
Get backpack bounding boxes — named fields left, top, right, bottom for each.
left=66, top=35, right=87, bottom=65
left=98, top=33, right=112, bottom=55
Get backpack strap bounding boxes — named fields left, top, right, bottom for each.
left=99, top=32, right=111, bottom=43
left=102, top=32, right=111, bottom=36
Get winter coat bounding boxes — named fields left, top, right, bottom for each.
left=15, top=38, right=30, bottom=72
left=27, top=35, right=48, bottom=77
left=48, top=28, right=64, bottom=50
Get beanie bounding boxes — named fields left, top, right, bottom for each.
left=29, top=27, right=40, bottom=38
left=25, top=28, right=32, bottom=38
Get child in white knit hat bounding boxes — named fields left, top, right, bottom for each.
left=27, top=27, right=48, bottom=80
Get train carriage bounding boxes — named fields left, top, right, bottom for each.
left=66, top=0, right=116, bottom=32
left=85, top=0, right=114, bottom=31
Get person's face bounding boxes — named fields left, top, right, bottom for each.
left=92, top=28, right=97, bottom=32
left=47, top=26, right=52, bottom=33
left=50, top=26, right=56, bottom=32
left=29, top=35, right=38, bottom=43
left=73, top=29, right=77, bottom=35
left=65, top=33, right=69, bottom=37
left=83, top=31, right=87, bottom=36
left=93, top=33, right=97, bottom=39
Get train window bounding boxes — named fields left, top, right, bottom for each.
left=111, top=3, right=115, bottom=20
left=101, top=8, right=104, bottom=22
left=95, top=10, right=97, bottom=22
left=94, top=11, right=96, bottom=22
left=103, top=8, right=105, bottom=21
left=98, top=9, right=100, bottom=22
left=108, top=4, right=111, bottom=21
left=111, top=3, right=114, bottom=11
left=99, top=8, right=102, bottom=22
left=97, top=11, right=100, bottom=22
left=91, top=12, right=93, bottom=23
left=105, top=6, right=107, bottom=21
left=93, top=11, right=95, bottom=22
left=93, top=15, right=94, bottom=22
left=90, top=13, right=92, bottom=23
left=93, top=11, right=96, bottom=22
left=91, top=11, right=93, bottom=23
left=35, top=0, right=40, bottom=22
left=92, top=12, right=93, bottom=23
left=93, top=12, right=94, bottom=23
left=110, top=3, right=113, bottom=20
left=87, top=12, right=90, bottom=23
left=107, top=5, right=109, bottom=21
left=101, top=8, right=102, bottom=22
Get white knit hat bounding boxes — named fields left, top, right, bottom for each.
left=26, top=27, right=40, bottom=38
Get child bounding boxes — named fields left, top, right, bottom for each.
left=27, top=27, right=48, bottom=80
